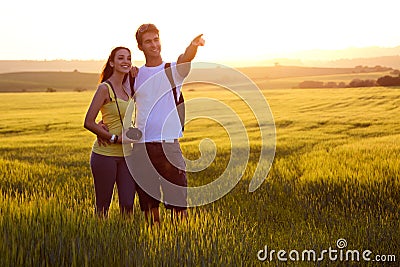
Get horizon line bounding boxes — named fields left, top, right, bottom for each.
left=0, top=44, right=399, bottom=62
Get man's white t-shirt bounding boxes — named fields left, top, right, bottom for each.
left=133, top=62, right=185, bottom=143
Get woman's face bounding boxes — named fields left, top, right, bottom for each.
left=111, top=49, right=131, bottom=74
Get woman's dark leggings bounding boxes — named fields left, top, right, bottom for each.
left=90, top=152, right=136, bottom=217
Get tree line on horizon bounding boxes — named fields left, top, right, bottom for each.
left=296, top=68, right=400, bottom=89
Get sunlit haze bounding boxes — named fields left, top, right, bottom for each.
left=1, top=0, right=399, bottom=65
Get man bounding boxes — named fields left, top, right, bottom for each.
left=130, top=24, right=204, bottom=223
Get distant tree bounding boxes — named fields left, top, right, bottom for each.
left=324, top=82, right=338, bottom=88
left=364, top=79, right=377, bottom=87
left=298, top=81, right=324, bottom=88
left=46, top=87, right=56, bottom=92
left=373, top=65, right=381, bottom=72
left=74, top=87, right=87, bottom=92
left=372, top=65, right=392, bottom=72
left=349, top=79, right=376, bottom=87
left=354, top=65, right=366, bottom=73
left=377, top=75, right=400, bottom=86
left=390, top=69, right=400, bottom=76
left=349, top=79, right=362, bottom=87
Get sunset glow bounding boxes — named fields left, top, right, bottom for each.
left=1, top=0, right=399, bottom=64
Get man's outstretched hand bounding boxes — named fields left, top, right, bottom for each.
left=191, top=34, right=205, bottom=47
left=177, top=34, right=205, bottom=77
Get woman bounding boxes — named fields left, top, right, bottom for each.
left=84, top=47, right=136, bottom=217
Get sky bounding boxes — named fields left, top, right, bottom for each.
left=1, top=0, right=399, bottom=64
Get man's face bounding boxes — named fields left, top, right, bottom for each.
left=139, top=32, right=161, bottom=58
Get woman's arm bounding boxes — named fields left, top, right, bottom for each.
left=84, top=84, right=113, bottom=141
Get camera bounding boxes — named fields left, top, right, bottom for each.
left=126, top=127, right=142, bottom=141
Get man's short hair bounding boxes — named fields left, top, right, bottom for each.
left=136, top=24, right=159, bottom=45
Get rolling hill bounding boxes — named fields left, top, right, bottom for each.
left=0, top=65, right=396, bottom=92
left=0, top=71, right=99, bottom=92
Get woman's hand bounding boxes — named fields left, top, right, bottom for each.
left=130, top=66, right=139, bottom=77
left=96, top=120, right=110, bottom=146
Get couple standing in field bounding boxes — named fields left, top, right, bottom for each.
left=84, top=24, right=205, bottom=224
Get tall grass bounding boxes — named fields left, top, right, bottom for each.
left=0, top=87, right=399, bottom=265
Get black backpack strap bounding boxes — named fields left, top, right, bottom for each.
left=164, top=62, right=185, bottom=131
left=164, top=63, right=178, bottom=104
left=104, top=80, right=124, bottom=127
left=129, top=73, right=135, bottom=97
